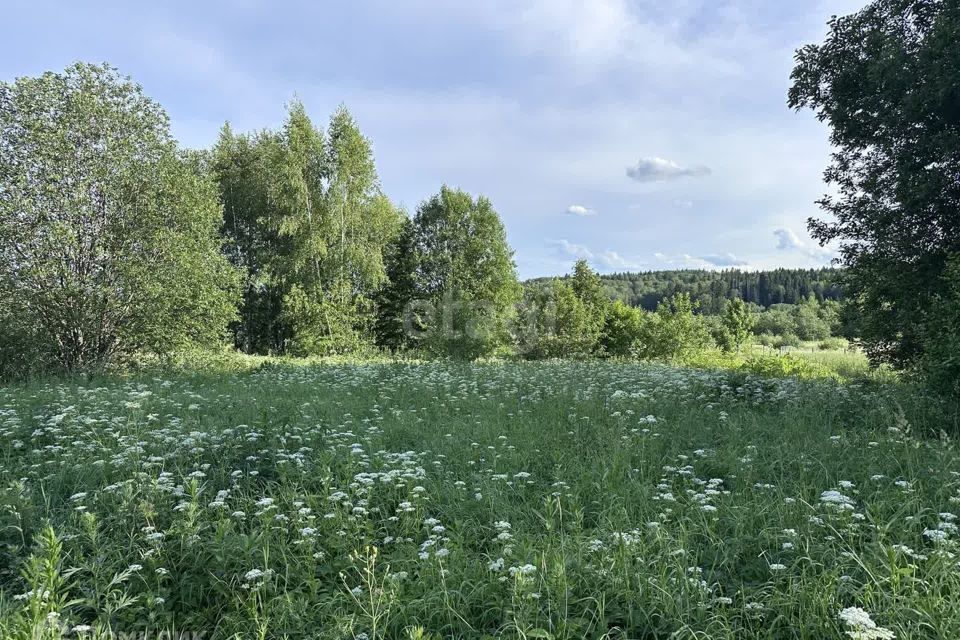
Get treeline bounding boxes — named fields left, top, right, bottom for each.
left=528, top=268, right=843, bottom=314
left=0, top=63, right=525, bottom=373
left=0, top=63, right=848, bottom=378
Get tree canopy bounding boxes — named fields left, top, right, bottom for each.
left=789, top=0, right=960, bottom=375
left=0, top=63, right=240, bottom=374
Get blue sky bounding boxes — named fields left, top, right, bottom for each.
left=3, top=0, right=867, bottom=278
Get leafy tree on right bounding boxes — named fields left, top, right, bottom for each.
left=789, top=0, right=960, bottom=391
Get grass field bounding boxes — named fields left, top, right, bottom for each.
left=1, top=362, right=959, bottom=639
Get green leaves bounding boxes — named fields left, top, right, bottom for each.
left=789, top=0, right=960, bottom=380
left=0, top=63, right=240, bottom=373
left=408, top=186, right=521, bottom=359
left=213, top=101, right=402, bottom=356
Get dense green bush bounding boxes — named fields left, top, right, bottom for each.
left=633, top=293, right=714, bottom=360
left=600, top=300, right=647, bottom=358
left=774, top=334, right=803, bottom=349
left=817, top=337, right=848, bottom=351
left=918, top=256, right=960, bottom=397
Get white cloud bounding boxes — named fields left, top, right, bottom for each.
left=773, top=227, right=803, bottom=250
left=654, top=252, right=748, bottom=270
left=566, top=204, right=596, bottom=216
left=700, top=253, right=749, bottom=267
left=773, top=227, right=834, bottom=262
left=548, top=240, right=642, bottom=272
left=595, top=250, right=641, bottom=271
left=549, top=239, right=593, bottom=261
left=626, top=157, right=711, bottom=183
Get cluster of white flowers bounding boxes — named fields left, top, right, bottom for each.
left=838, top=607, right=895, bottom=640
left=820, top=489, right=856, bottom=511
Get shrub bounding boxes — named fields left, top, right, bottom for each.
left=774, top=334, right=802, bottom=349
left=817, top=337, right=848, bottom=351
left=601, top=300, right=646, bottom=358
left=634, top=293, right=714, bottom=360
left=741, top=353, right=839, bottom=381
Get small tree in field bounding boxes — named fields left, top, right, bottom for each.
left=719, top=298, right=755, bottom=353
left=601, top=300, right=646, bottom=358
left=635, top=293, right=713, bottom=360
left=568, top=259, right=610, bottom=355
left=0, top=63, right=240, bottom=374
left=410, top=187, right=521, bottom=359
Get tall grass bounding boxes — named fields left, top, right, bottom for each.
left=0, top=362, right=956, bottom=638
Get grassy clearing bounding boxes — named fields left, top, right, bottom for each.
left=0, top=362, right=958, bottom=639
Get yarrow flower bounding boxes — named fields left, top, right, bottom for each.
left=838, top=607, right=895, bottom=639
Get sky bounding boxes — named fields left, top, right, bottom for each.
left=2, top=0, right=869, bottom=279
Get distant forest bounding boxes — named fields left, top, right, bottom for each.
left=527, top=268, right=843, bottom=314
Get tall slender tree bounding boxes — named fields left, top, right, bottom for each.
left=374, top=217, right=418, bottom=351
left=212, top=124, right=286, bottom=353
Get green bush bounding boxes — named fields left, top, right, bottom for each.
left=634, top=293, right=714, bottom=360
left=601, top=300, right=646, bottom=358
left=817, top=337, right=848, bottom=351
left=918, top=255, right=960, bottom=397
left=741, top=353, right=839, bottom=381
left=774, top=334, right=802, bottom=349
left=754, top=332, right=778, bottom=347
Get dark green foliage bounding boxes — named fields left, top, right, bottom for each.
left=529, top=268, right=843, bottom=313
left=0, top=63, right=241, bottom=374
left=212, top=124, right=287, bottom=354
left=789, top=0, right=960, bottom=381
left=601, top=300, right=647, bottom=358
left=374, top=217, right=418, bottom=352
left=919, top=254, right=960, bottom=396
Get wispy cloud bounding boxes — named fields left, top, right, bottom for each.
left=549, top=239, right=594, bottom=261
left=626, top=157, right=711, bottom=183
left=565, top=204, right=596, bottom=216
left=700, top=253, right=749, bottom=267
left=595, top=250, right=641, bottom=271
left=773, top=227, right=834, bottom=262
left=548, top=239, right=642, bottom=272
left=654, top=252, right=748, bottom=270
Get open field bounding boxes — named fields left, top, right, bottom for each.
left=1, top=362, right=959, bottom=639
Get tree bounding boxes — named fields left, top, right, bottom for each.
left=570, top=259, right=609, bottom=354
left=634, top=293, right=713, bottom=360
left=919, top=254, right=960, bottom=396
left=789, top=0, right=960, bottom=374
left=215, top=101, right=402, bottom=356
left=410, top=186, right=521, bottom=359
left=212, top=124, right=286, bottom=354
left=374, top=216, right=418, bottom=351
left=281, top=104, right=400, bottom=355
left=601, top=300, right=647, bottom=358
left=0, top=63, right=240, bottom=374
left=719, top=298, right=755, bottom=352
left=520, top=281, right=598, bottom=359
